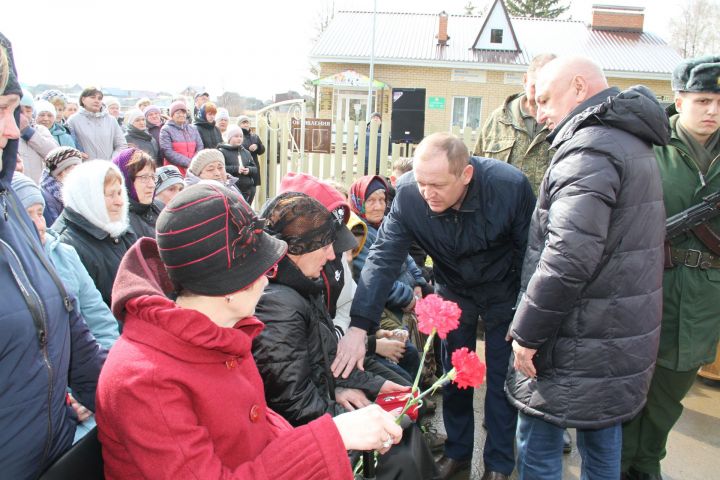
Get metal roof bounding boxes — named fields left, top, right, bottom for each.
left=310, top=11, right=682, bottom=77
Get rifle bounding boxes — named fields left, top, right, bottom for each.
left=666, top=190, right=720, bottom=241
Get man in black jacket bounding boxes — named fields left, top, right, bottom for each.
left=507, top=56, right=668, bottom=479
left=341, top=132, right=535, bottom=480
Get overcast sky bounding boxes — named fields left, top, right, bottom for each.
left=2, top=0, right=679, bottom=101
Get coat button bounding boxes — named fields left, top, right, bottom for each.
left=249, top=405, right=261, bottom=423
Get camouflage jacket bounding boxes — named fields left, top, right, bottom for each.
left=473, top=93, right=552, bottom=194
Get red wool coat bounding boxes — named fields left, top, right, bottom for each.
left=96, top=294, right=351, bottom=479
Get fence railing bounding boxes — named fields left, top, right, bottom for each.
left=252, top=110, right=479, bottom=207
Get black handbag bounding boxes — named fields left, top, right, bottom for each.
left=39, top=427, right=104, bottom=480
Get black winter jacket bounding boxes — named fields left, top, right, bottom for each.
left=217, top=144, right=257, bottom=197
left=128, top=199, right=160, bottom=239
left=242, top=127, right=265, bottom=186
left=52, top=208, right=137, bottom=307
left=194, top=120, right=223, bottom=150
left=350, top=156, right=535, bottom=331
left=507, top=86, right=669, bottom=429
left=125, top=126, right=159, bottom=163
left=253, top=256, right=386, bottom=426
left=0, top=122, right=105, bottom=478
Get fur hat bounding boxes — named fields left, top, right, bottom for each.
left=672, top=55, right=720, bottom=93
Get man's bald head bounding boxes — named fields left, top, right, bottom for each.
left=535, top=56, right=609, bottom=131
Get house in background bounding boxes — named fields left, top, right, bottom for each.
left=309, top=0, right=682, bottom=140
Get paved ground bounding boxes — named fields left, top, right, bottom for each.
left=425, top=342, right=720, bottom=479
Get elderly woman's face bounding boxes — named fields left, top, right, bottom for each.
left=364, top=189, right=386, bottom=225
left=200, top=161, right=226, bottom=182
left=132, top=116, right=146, bottom=130
left=104, top=179, right=125, bottom=222
left=171, top=109, right=187, bottom=124
left=36, top=111, right=55, bottom=129
left=146, top=110, right=161, bottom=126
left=132, top=164, right=156, bottom=205
left=217, top=118, right=228, bottom=131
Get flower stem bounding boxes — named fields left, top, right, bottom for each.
left=411, top=328, right=436, bottom=395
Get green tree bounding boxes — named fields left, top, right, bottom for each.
left=505, top=0, right=569, bottom=18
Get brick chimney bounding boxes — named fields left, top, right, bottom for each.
left=437, top=11, right=450, bottom=46
left=591, top=4, right=644, bottom=32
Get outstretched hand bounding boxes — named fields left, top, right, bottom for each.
left=332, top=327, right=367, bottom=378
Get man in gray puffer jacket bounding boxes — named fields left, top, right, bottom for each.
left=506, top=56, right=669, bottom=480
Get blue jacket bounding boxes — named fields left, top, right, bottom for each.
left=352, top=220, right=425, bottom=314
left=0, top=133, right=105, bottom=479
left=350, top=156, right=535, bottom=331
left=45, top=229, right=119, bottom=349
left=48, top=122, right=76, bottom=148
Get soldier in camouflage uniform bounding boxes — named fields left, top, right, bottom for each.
left=473, top=53, right=556, bottom=194
left=621, top=55, right=720, bottom=480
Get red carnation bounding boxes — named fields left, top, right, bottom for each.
left=450, top=347, right=486, bottom=390
left=415, top=294, right=461, bottom=339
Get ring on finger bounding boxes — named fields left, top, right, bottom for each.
left=381, top=436, right=392, bottom=449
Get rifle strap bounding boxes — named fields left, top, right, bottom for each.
left=692, top=224, right=720, bottom=256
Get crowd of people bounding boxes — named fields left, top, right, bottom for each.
left=1, top=27, right=719, bottom=480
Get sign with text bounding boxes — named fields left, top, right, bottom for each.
left=428, top=96, right=446, bottom=110
left=291, top=118, right=332, bottom=154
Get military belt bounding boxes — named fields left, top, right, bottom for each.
left=670, top=247, right=720, bottom=269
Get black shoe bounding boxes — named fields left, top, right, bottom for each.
left=436, top=455, right=470, bottom=480
left=480, top=470, right=509, bottom=480
left=628, top=467, right=664, bottom=480
left=563, top=429, right=572, bottom=454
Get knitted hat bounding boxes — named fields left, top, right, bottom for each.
left=189, top=149, right=224, bottom=176
left=11, top=172, right=45, bottom=209
left=279, top=172, right=357, bottom=253
left=672, top=55, right=720, bottom=93
left=39, top=89, right=68, bottom=104
left=113, top=147, right=151, bottom=202
left=103, top=96, right=120, bottom=108
left=237, top=115, right=250, bottom=125
left=261, top=192, right=338, bottom=255
left=169, top=100, right=187, bottom=117
left=216, top=107, right=230, bottom=121
left=45, top=146, right=83, bottom=178
left=34, top=99, right=56, bottom=117
left=194, top=91, right=209, bottom=100
left=20, top=88, right=34, bottom=109
left=156, top=183, right=287, bottom=295
left=125, top=109, right=144, bottom=126
left=144, top=105, right=161, bottom=117
left=155, top=165, right=184, bottom=194
left=225, top=124, right=243, bottom=141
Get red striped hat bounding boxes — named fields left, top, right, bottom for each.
left=156, top=183, right=287, bottom=295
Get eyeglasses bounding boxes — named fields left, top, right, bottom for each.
left=264, top=262, right=279, bottom=279
left=135, top=174, right=159, bottom=184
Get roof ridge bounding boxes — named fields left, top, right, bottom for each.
left=336, top=10, right=483, bottom=17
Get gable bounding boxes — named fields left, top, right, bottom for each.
left=473, top=0, right=519, bottom=51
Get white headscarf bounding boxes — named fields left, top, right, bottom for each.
left=62, top=160, right=129, bottom=238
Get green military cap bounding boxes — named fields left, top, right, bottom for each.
left=672, top=55, right=720, bottom=93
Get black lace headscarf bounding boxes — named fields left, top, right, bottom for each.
left=261, top=192, right=337, bottom=255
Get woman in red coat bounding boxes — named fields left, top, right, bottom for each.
left=95, top=182, right=402, bottom=479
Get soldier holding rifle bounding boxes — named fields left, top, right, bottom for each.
left=621, top=55, right=720, bottom=480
